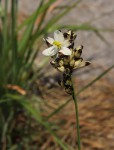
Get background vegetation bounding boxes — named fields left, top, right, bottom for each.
left=0, top=0, right=114, bottom=149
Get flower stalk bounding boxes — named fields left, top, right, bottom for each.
left=43, top=30, right=91, bottom=149
left=71, top=75, right=81, bottom=150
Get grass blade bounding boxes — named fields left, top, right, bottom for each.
left=32, top=0, right=82, bottom=41
left=94, top=30, right=110, bottom=45
left=19, top=100, right=69, bottom=150
left=1, top=94, right=68, bottom=150
left=47, top=99, right=70, bottom=119
left=49, top=24, right=114, bottom=32
left=43, top=0, right=82, bottom=32
left=77, top=64, right=114, bottom=95
left=17, top=0, right=55, bottom=31
left=2, top=0, right=8, bottom=57
left=11, top=0, right=18, bottom=82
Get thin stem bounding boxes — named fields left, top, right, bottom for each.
left=71, top=75, right=81, bottom=150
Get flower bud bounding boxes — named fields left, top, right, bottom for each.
left=65, top=68, right=71, bottom=74
left=50, top=60, right=56, bottom=65
left=58, top=60, right=64, bottom=66
left=70, top=51, right=75, bottom=61
left=70, top=59, right=75, bottom=67
left=50, top=60, right=58, bottom=68
left=74, top=59, right=82, bottom=68
left=57, top=66, right=65, bottom=72
left=74, top=46, right=83, bottom=58
left=64, top=30, right=77, bottom=44
left=58, top=80, right=64, bottom=87
left=63, top=57, right=69, bottom=65
left=65, top=87, right=73, bottom=94
left=67, top=30, right=77, bottom=41
left=65, top=80, right=72, bottom=86
left=76, top=45, right=83, bottom=50
left=74, top=59, right=91, bottom=70
left=77, top=61, right=91, bottom=68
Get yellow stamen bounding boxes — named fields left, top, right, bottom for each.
left=53, top=41, right=62, bottom=49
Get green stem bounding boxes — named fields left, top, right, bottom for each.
left=71, top=76, right=81, bottom=150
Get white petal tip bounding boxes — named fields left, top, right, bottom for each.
left=60, top=47, right=71, bottom=55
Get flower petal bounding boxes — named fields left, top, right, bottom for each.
left=46, top=37, right=54, bottom=44
left=54, top=30, right=64, bottom=42
left=59, top=47, right=71, bottom=55
left=62, top=40, right=71, bottom=47
left=42, top=46, right=58, bottom=56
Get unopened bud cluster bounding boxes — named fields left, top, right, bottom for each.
left=46, top=30, right=91, bottom=94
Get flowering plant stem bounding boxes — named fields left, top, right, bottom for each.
left=71, top=75, right=81, bottom=150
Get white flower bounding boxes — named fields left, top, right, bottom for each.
left=42, top=30, right=71, bottom=56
